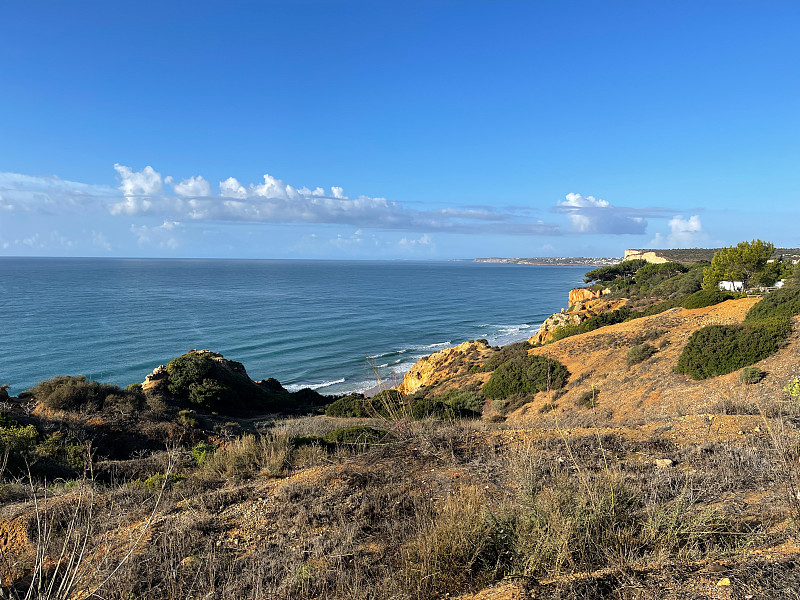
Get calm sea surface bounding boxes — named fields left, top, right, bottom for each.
left=0, top=258, right=586, bottom=396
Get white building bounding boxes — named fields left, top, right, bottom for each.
left=719, top=280, right=744, bottom=292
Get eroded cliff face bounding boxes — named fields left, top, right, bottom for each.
left=529, top=295, right=628, bottom=345
left=396, top=339, right=494, bottom=395
left=568, top=286, right=610, bottom=306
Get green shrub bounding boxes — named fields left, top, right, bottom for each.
left=575, top=389, right=599, bottom=408
left=325, top=390, right=403, bottom=418
left=744, top=285, right=800, bottom=323
left=433, top=389, right=484, bottom=414
left=188, top=379, right=233, bottom=408
left=584, top=260, right=646, bottom=284
left=739, top=366, right=765, bottom=385
left=483, top=355, right=570, bottom=400
left=680, top=289, right=736, bottom=310
left=166, top=353, right=216, bottom=398
left=143, top=472, right=186, bottom=490
left=191, top=441, right=217, bottom=465
left=408, top=398, right=457, bottom=419
left=322, top=426, right=388, bottom=446
left=177, top=409, right=201, bottom=428
left=26, top=375, right=142, bottom=413
left=627, top=343, right=657, bottom=366
left=472, top=342, right=531, bottom=373
left=0, top=423, right=38, bottom=474
left=165, top=351, right=309, bottom=414
left=35, top=432, right=87, bottom=470
left=785, top=377, right=800, bottom=399
left=675, top=317, right=792, bottom=380
left=635, top=262, right=688, bottom=287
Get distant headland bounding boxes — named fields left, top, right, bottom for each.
left=476, top=246, right=800, bottom=267
left=474, top=256, right=620, bottom=266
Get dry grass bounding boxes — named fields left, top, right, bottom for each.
left=3, top=411, right=800, bottom=600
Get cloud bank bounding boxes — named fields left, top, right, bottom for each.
left=1, top=167, right=687, bottom=253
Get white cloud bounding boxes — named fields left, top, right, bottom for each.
left=172, top=175, right=211, bottom=197
left=0, top=172, right=113, bottom=214
left=114, top=164, right=162, bottom=196
left=553, top=192, right=649, bottom=234
left=649, top=215, right=707, bottom=248
left=220, top=177, right=247, bottom=199
left=131, top=220, right=182, bottom=249
left=398, top=234, right=433, bottom=247
left=2, top=165, right=566, bottom=237
left=110, top=164, right=162, bottom=215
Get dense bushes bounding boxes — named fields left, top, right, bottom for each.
left=634, top=262, right=688, bottom=287
left=25, top=375, right=144, bottom=413
left=325, top=391, right=402, bottom=418
left=584, top=260, right=646, bottom=285
left=675, top=318, right=792, bottom=380
left=472, top=342, right=531, bottom=373
left=483, top=355, right=569, bottom=399
left=680, top=289, right=736, bottom=309
left=165, top=351, right=328, bottom=414
left=743, top=285, right=800, bottom=323
left=675, top=286, right=799, bottom=380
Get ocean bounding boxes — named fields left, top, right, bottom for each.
left=0, top=258, right=586, bottom=396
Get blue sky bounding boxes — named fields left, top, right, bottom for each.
left=1, top=0, right=798, bottom=259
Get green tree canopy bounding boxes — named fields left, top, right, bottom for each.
left=702, top=239, right=775, bottom=291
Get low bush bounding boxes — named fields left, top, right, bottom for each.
left=408, top=398, right=457, bottom=419
left=191, top=441, right=217, bottom=465
left=680, top=289, right=736, bottom=310
left=325, top=390, right=403, bottom=418
left=433, top=389, right=484, bottom=415
left=675, top=317, right=792, bottom=380
left=472, top=342, right=531, bottom=373
left=627, top=343, right=657, bottom=366
left=35, top=432, right=87, bottom=470
left=0, top=422, right=38, bottom=475
left=177, top=409, right=201, bottom=428
left=405, top=485, right=515, bottom=595
left=575, top=389, right=599, bottom=408
left=483, top=355, right=570, bottom=400
left=322, top=426, right=388, bottom=446
left=26, top=375, right=143, bottom=413
left=739, top=366, right=765, bottom=385
left=201, top=432, right=291, bottom=478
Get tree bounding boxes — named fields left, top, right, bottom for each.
left=702, top=239, right=775, bottom=291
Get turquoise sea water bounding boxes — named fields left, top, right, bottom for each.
left=0, top=258, right=586, bottom=396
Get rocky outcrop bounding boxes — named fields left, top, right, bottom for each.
left=397, top=340, right=494, bottom=395
left=142, top=364, right=169, bottom=398
left=568, top=287, right=611, bottom=306
left=529, top=297, right=628, bottom=345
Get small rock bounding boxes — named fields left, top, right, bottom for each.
left=655, top=458, right=674, bottom=468
left=717, top=577, right=731, bottom=586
